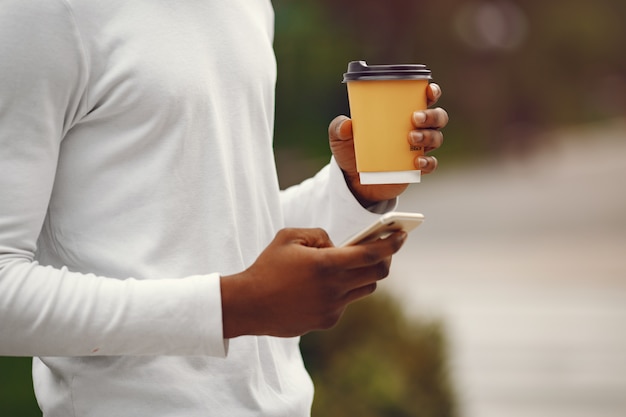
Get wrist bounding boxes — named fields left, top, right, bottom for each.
left=220, top=272, right=261, bottom=339
left=342, top=170, right=379, bottom=208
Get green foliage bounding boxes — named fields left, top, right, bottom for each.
left=0, top=357, right=40, bottom=417
left=301, top=293, right=457, bottom=417
left=273, top=0, right=626, bottom=161
left=273, top=0, right=356, bottom=158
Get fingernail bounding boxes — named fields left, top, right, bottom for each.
left=418, top=157, right=428, bottom=169
left=413, top=111, right=426, bottom=124
left=409, top=131, right=424, bottom=146
left=334, top=119, right=344, bottom=137
left=431, top=84, right=441, bottom=98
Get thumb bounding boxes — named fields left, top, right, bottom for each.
left=277, top=228, right=335, bottom=249
left=328, top=116, right=353, bottom=142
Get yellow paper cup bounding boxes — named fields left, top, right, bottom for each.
left=343, top=61, right=432, bottom=185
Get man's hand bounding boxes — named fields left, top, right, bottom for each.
left=330, top=83, right=449, bottom=207
left=220, top=228, right=407, bottom=338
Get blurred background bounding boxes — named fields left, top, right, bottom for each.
left=276, top=0, right=626, bottom=416
left=2, top=0, right=625, bottom=415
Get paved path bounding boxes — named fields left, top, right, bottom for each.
left=384, top=120, right=626, bottom=417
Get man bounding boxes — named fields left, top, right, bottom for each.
left=0, top=1, right=447, bottom=416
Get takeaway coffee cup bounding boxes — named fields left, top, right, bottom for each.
left=343, top=61, right=432, bottom=185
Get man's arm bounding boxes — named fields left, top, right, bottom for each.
left=0, top=1, right=226, bottom=358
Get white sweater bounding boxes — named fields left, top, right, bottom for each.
left=0, top=1, right=394, bottom=416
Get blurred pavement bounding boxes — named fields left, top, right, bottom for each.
left=385, top=119, right=626, bottom=417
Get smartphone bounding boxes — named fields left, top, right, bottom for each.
left=340, top=212, right=424, bottom=247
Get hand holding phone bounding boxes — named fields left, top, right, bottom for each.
left=340, top=212, right=424, bottom=247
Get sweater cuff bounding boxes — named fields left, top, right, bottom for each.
left=194, top=273, right=228, bottom=357
left=327, top=157, right=398, bottom=244
left=329, top=157, right=398, bottom=214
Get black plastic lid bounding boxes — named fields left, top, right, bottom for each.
left=342, top=60, right=432, bottom=82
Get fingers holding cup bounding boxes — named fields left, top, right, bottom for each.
left=408, top=128, right=444, bottom=154
left=410, top=107, right=447, bottom=167
left=412, top=107, right=449, bottom=130
left=416, top=155, right=439, bottom=175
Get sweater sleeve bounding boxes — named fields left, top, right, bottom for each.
left=280, top=157, right=398, bottom=246
left=0, top=0, right=226, bottom=358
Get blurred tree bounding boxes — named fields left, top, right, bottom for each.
left=0, top=357, right=40, bottom=417
left=301, top=293, right=457, bottom=417
left=273, top=0, right=626, bottom=162
left=273, top=0, right=355, bottom=158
